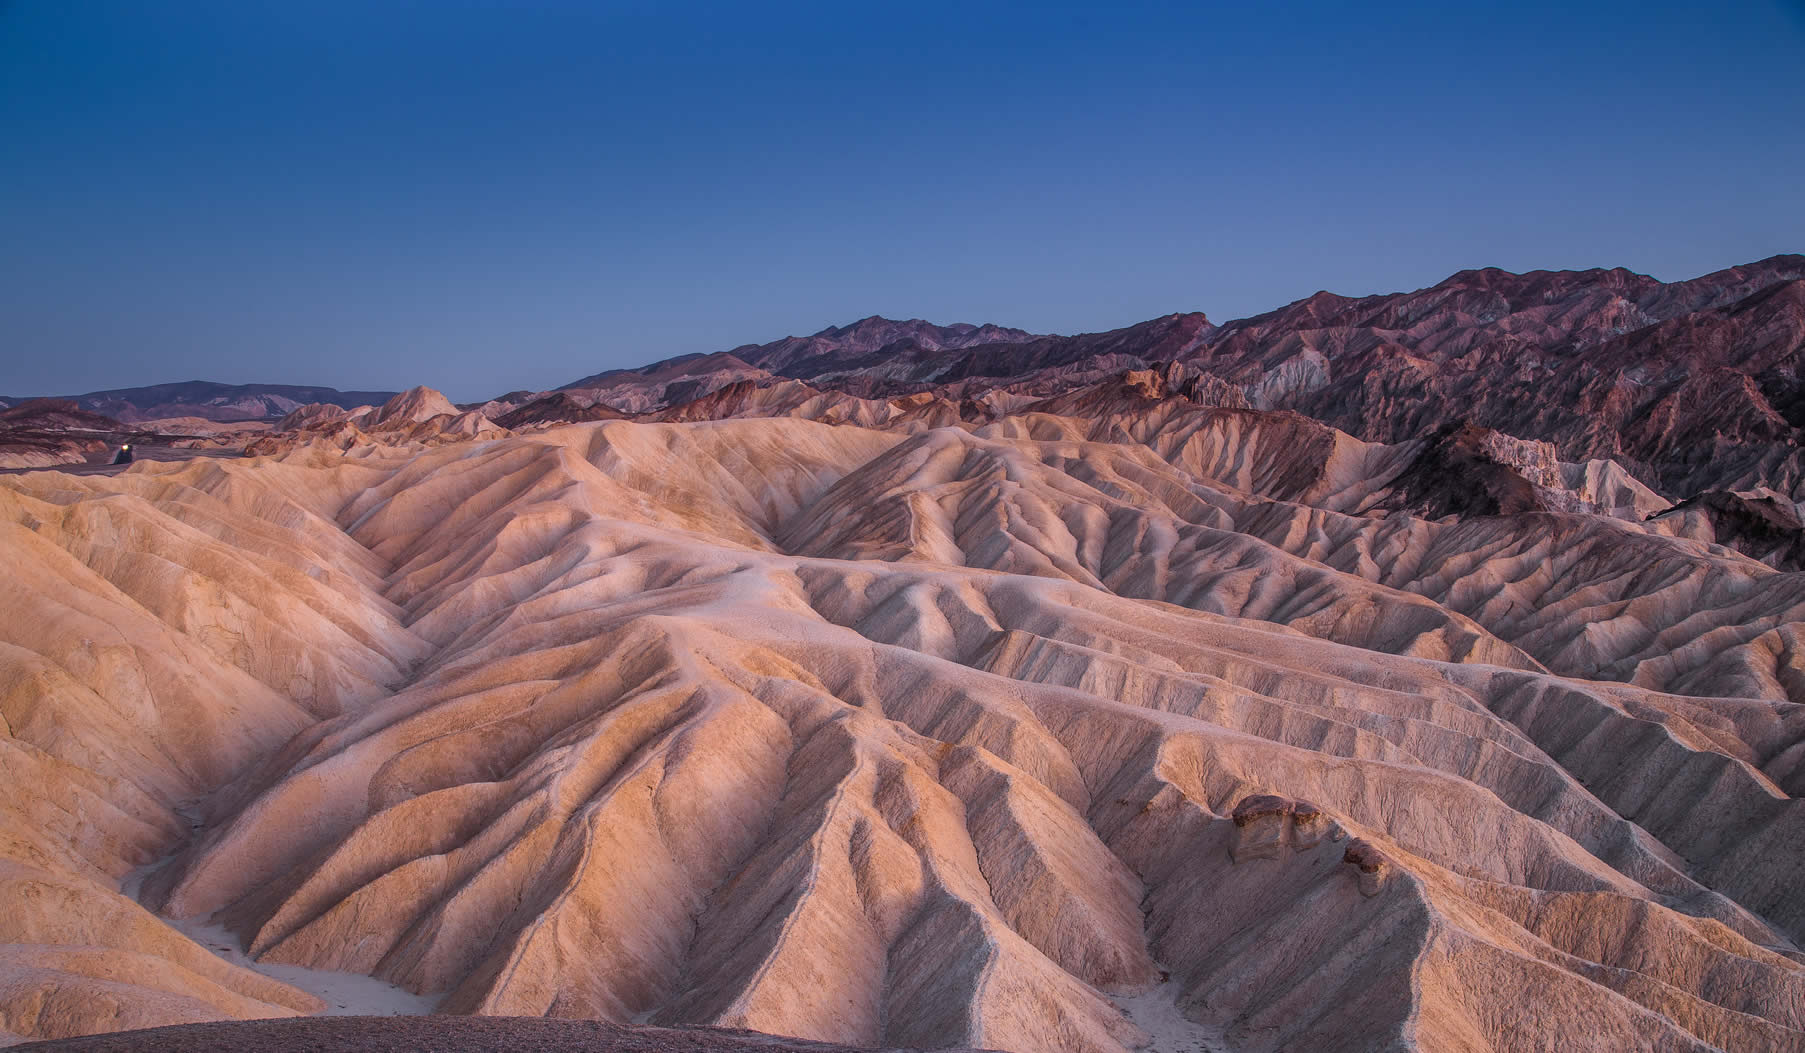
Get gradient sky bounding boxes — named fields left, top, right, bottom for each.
left=3, top=1, right=1803, bottom=401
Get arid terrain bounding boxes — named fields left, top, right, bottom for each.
left=2, top=259, right=1803, bottom=1052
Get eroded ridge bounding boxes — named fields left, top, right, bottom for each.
left=0, top=414, right=1801, bottom=1051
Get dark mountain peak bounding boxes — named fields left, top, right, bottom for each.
left=800, top=315, right=1032, bottom=348
left=812, top=314, right=905, bottom=338
left=1219, top=290, right=1366, bottom=333
left=562, top=352, right=763, bottom=391
left=1143, top=310, right=1212, bottom=325
left=1436, top=264, right=1645, bottom=286
left=712, top=316, right=1044, bottom=379
left=1428, top=265, right=1660, bottom=308
left=1436, top=265, right=1514, bottom=287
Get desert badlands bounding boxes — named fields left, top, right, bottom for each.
left=1, top=260, right=1804, bottom=1052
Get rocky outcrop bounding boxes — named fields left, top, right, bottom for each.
left=492, top=392, right=628, bottom=429
left=558, top=353, right=778, bottom=413
left=1379, top=424, right=1635, bottom=519
left=1195, top=257, right=1805, bottom=502
left=0, top=400, right=123, bottom=433
left=1228, top=795, right=1331, bottom=861
left=272, top=402, right=351, bottom=430
left=1340, top=839, right=1391, bottom=898
left=246, top=388, right=500, bottom=458
left=1225, top=795, right=1385, bottom=896
left=0, top=400, right=120, bottom=469
left=367, top=386, right=461, bottom=427
left=1648, top=488, right=1805, bottom=570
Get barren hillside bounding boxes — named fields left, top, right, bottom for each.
left=2, top=259, right=1803, bottom=1052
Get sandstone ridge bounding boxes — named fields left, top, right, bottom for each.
left=0, top=402, right=1801, bottom=1051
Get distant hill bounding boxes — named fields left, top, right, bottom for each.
left=547, top=253, right=1805, bottom=503
left=557, top=317, right=1045, bottom=394
left=0, top=381, right=400, bottom=422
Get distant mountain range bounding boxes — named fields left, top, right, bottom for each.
left=522, top=252, right=1805, bottom=503
left=8, top=253, right=1803, bottom=502
left=0, top=381, right=400, bottom=423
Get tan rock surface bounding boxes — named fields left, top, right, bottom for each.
left=0, top=407, right=1800, bottom=1051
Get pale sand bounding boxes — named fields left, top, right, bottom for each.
left=157, top=916, right=441, bottom=1018
left=1109, top=979, right=1226, bottom=1053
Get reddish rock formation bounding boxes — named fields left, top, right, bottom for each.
left=492, top=392, right=628, bottom=429
left=1341, top=840, right=1391, bottom=897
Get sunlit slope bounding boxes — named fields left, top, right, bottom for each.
left=1, top=415, right=1800, bottom=1051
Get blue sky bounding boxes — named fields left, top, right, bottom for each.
left=3, top=1, right=1802, bottom=400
